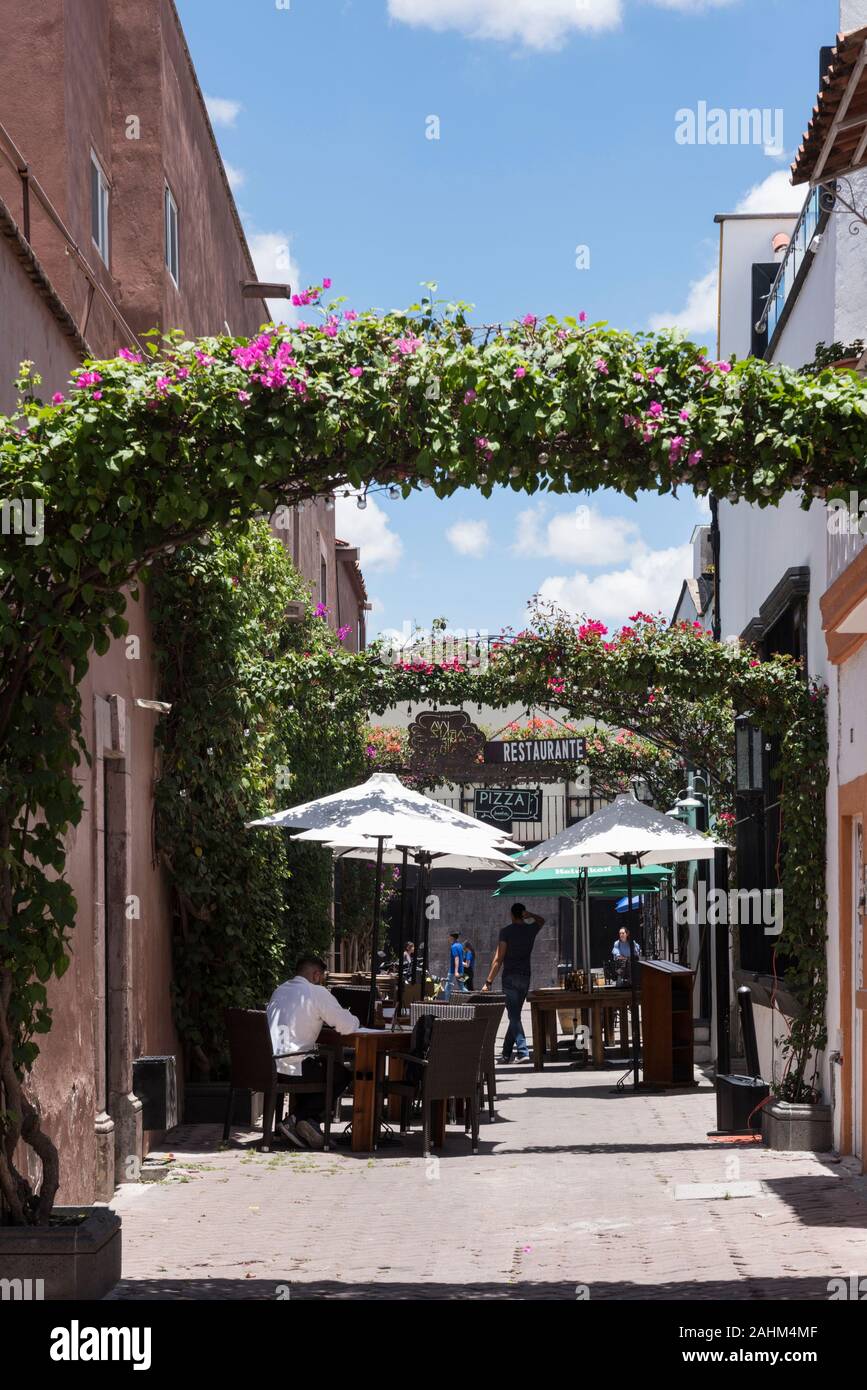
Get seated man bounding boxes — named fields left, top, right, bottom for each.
left=267, top=955, right=359, bottom=1150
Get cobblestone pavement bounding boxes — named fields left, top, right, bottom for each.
left=109, top=1056, right=867, bottom=1301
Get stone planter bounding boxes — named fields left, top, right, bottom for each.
left=0, top=1207, right=121, bottom=1300
left=762, top=1099, right=833, bottom=1152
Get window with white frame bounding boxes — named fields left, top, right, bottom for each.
left=90, top=152, right=109, bottom=265
left=164, top=183, right=180, bottom=286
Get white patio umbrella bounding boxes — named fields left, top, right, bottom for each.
left=246, top=772, right=513, bottom=842
left=519, top=791, right=721, bottom=1088
left=247, top=773, right=515, bottom=1020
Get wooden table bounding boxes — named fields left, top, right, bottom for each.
left=528, top=988, right=638, bottom=1069
left=319, top=1026, right=447, bottom=1153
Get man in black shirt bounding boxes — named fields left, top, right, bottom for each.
left=481, top=902, right=545, bottom=1063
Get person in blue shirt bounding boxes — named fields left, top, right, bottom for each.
left=612, top=927, right=640, bottom=983
left=444, top=931, right=466, bottom=999
left=462, top=940, right=476, bottom=991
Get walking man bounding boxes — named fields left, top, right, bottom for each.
left=482, top=903, right=545, bottom=1063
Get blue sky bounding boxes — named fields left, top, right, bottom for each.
left=177, top=0, right=836, bottom=639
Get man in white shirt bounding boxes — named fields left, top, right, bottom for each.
left=267, top=955, right=359, bottom=1149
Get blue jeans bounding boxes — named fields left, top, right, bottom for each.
left=444, top=976, right=466, bottom=1000
left=502, top=974, right=531, bottom=1059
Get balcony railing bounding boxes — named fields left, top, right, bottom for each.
left=756, top=185, right=826, bottom=347
left=827, top=515, right=867, bottom=588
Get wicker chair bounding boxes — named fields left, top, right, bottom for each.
left=375, top=1016, right=489, bottom=1155
left=411, top=997, right=507, bottom=1121
left=223, top=1008, right=335, bottom=1152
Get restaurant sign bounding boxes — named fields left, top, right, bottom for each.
left=474, top=787, right=542, bottom=828
left=484, top=735, right=586, bottom=765
left=408, top=709, right=484, bottom=773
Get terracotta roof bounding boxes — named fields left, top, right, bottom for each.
left=0, top=192, right=90, bottom=358
left=792, top=25, right=867, bottom=185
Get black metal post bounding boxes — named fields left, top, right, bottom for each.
left=394, top=847, right=409, bottom=1028
left=367, top=836, right=386, bottom=1027
left=713, top=846, right=731, bottom=1075
left=419, top=855, right=432, bottom=987
left=626, top=856, right=641, bottom=1090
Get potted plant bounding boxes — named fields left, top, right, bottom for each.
left=762, top=998, right=832, bottom=1152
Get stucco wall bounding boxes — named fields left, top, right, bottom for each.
left=0, top=221, right=83, bottom=405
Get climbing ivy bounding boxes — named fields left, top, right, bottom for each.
left=150, top=520, right=367, bottom=1081
left=1, top=289, right=841, bottom=1221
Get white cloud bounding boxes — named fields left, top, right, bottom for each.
left=335, top=492, right=405, bottom=571
left=648, top=267, right=718, bottom=339
left=388, top=0, right=621, bottom=49
left=447, top=519, right=491, bottom=556
left=388, top=0, right=740, bottom=50
left=735, top=169, right=805, bottom=216
left=247, top=231, right=301, bottom=324
left=223, top=161, right=246, bottom=191
left=648, top=171, right=807, bottom=336
left=514, top=503, right=643, bottom=566
left=537, top=543, right=692, bottom=630
left=205, top=95, right=242, bottom=128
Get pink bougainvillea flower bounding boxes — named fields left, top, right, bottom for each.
left=623, top=413, right=638, bottom=429
left=521, top=313, right=536, bottom=327
left=91, top=390, right=103, bottom=400
left=349, top=366, right=363, bottom=378
left=395, top=334, right=422, bottom=355
left=547, top=677, right=565, bottom=693
left=51, top=392, right=65, bottom=404
left=175, top=366, right=190, bottom=380
left=647, top=366, right=663, bottom=380
left=337, top=625, right=351, bottom=642
left=155, top=375, right=172, bottom=394
left=345, top=309, right=358, bottom=321
left=314, top=602, right=329, bottom=618
left=464, top=389, right=477, bottom=404
left=679, top=408, right=691, bottom=422
left=195, top=350, right=216, bottom=366
left=237, top=390, right=251, bottom=402
left=669, top=435, right=686, bottom=462
left=514, top=366, right=527, bottom=379
left=322, top=277, right=332, bottom=289
left=475, top=437, right=489, bottom=450
left=594, top=358, right=609, bottom=374
left=716, top=360, right=732, bottom=373
left=648, top=401, right=663, bottom=418
left=577, top=619, right=608, bottom=640
left=687, top=450, right=703, bottom=467
left=117, top=348, right=142, bottom=364
left=322, top=323, right=339, bottom=339
left=579, top=311, right=587, bottom=322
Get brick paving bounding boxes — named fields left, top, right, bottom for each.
left=109, top=1046, right=867, bottom=1301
